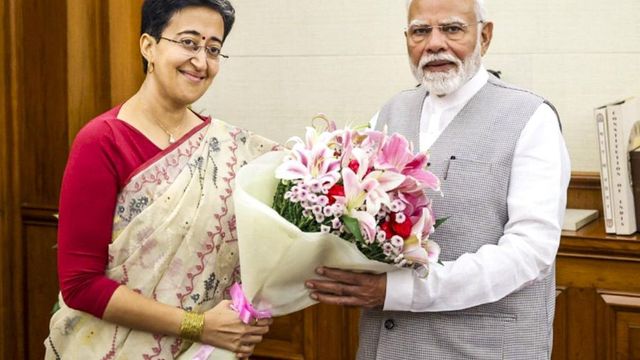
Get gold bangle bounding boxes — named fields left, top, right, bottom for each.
left=180, top=311, right=205, bottom=342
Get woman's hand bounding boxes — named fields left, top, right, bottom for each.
left=201, top=300, right=272, bottom=359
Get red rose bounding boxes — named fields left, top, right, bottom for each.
left=348, top=159, right=360, bottom=173
left=390, top=214, right=413, bottom=239
left=379, top=221, right=394, bottom=239
left=327, top=184, right=345, bottom=205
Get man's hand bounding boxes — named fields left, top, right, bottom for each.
left=305, top=267, right=387, bottom=309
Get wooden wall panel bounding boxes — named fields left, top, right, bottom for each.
left=108, top=0, right=144, bottom=106
left=254, top=305, right=361, bottom=360
left=254, top=310, right=306, bottom=359
left=66, top=0, right=111, bottom=141
left=0, top=0, right=9, bottom=356
left=23, top=221, right=58, bottom=360
left=18, top=1, right=67, bottom=358
left=20, top=0, right=68, bottom=207
left=552, top=288, right=568, bottom=360
left=596, top=292, right=640, bottom=360
left=1, top=0, right=26, bottom=358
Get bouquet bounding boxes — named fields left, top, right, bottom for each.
left=234, top=118, right=442, bottom=316
left=272, top=119, right=442, bottom=272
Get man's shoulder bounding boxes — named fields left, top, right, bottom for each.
left=381, top=85, right=427, bottom=109
left=485, top=76, right=545, bottom=102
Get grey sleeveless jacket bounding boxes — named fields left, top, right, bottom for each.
left=358, top=76, right=558, bottom=360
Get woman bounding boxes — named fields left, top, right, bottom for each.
left=45, top=0, right=274, bottom=358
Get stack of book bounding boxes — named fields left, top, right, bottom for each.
left=595, top=97, right=640, bottom=235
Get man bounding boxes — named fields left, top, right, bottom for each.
left=305, top=0, right=571, bottom=358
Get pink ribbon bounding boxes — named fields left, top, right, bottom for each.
left=192, top=345, right=215, bottom=360
left=230, top=282, right=272, bottom=324
left=191, top=283, right=271, bottom=359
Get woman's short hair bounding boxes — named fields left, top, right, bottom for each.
left=140, top=0, right=236, bottom=72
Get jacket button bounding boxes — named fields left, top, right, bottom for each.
left=384, top=319, right=395, bottom=330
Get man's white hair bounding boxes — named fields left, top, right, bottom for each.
left=406, top=0, right=488, bottom=22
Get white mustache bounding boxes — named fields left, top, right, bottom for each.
left=418, top=53, right=462, bottom=70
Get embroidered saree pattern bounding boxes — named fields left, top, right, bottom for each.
left=45, top=120, right=277, bottom=359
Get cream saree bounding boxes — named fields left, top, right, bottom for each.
left=45, top=119, right=277, bottom=359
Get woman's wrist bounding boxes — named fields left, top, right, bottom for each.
left=179, top=310, right=205, bottom=342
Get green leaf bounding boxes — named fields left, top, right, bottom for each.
left=50, top=300, right=60, bottom=315
left=342, top=215, right=364, bottom=243
left=434, top=216, right=449, bottom=229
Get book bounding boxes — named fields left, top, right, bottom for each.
left=562, top=209, right=599, bottom=231
left=595, top=106, right=616, bottom=233
left=606, top=98, right=640, bottom=235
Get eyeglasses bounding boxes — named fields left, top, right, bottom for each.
left=159, top=37, right=229, bottom=61
left=407, top=21, right=483, bottom=42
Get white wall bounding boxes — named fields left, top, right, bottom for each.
left=195, top=0, right=640, bottom=172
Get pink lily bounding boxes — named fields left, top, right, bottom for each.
left=402, top=236, right=440, bottom=265
left=334, top=168, right=380, bottom=241
left=275, top=142, right=341, bottom=185
left=410, top=206, right=436, bottom=240
left=374, top=133, right=440, bottom=192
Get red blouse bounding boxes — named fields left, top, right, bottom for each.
left=57, top=105, right=162, bottom=318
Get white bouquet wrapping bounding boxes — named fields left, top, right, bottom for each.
left=234, top=151, right=396, bottom=316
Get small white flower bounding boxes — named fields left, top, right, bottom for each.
left=307, top=193, right=318, bottom=203
left=312, top=205, right=323, bottom=215
left=323, top=206, right=334, bottom=217
left=376, top=231, right=386, bottom=243
left=302, top=209, right=311, bottom=217
left=317, top=195, right=329, bottom=206
left=390, top=235, right=404, bottom=248
left=284, top=191, right=292, bottom=200
left=315, top=214, right=325, bottom=223
left=393, top=253, right=405, bottom=263
left=310, top=181, right=323, bottom=193
left=299, top=189, right=308, bottom=199
left=394, top=259, right=407, bottom=267
left=321, top=225, right=331, bottom=233
left=332, top=204, right=345, bottom=217
left=390, top=199, right=406, bottom=212
left=382, top=243, right=394, bottom=256
left=331, top=217, right=342, bottom=229
left=395, top=212, right=406, bottom=224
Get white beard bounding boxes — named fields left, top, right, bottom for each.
left=410, top=41, right=482, bottom=96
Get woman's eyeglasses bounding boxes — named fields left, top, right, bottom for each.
left=159, top=37, right=229, bottom=61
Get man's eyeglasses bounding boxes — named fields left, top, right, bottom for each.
left=407, top=21, right=483, bottom=42
left=159, top=37, right=229, bottom=61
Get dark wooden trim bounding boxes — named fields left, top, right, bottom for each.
left=21, top=204, right=59, bottom=226
left=568, top=171, right=600, bottom=190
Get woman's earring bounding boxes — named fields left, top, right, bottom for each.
left=148, top=62, right=155, bottom=74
